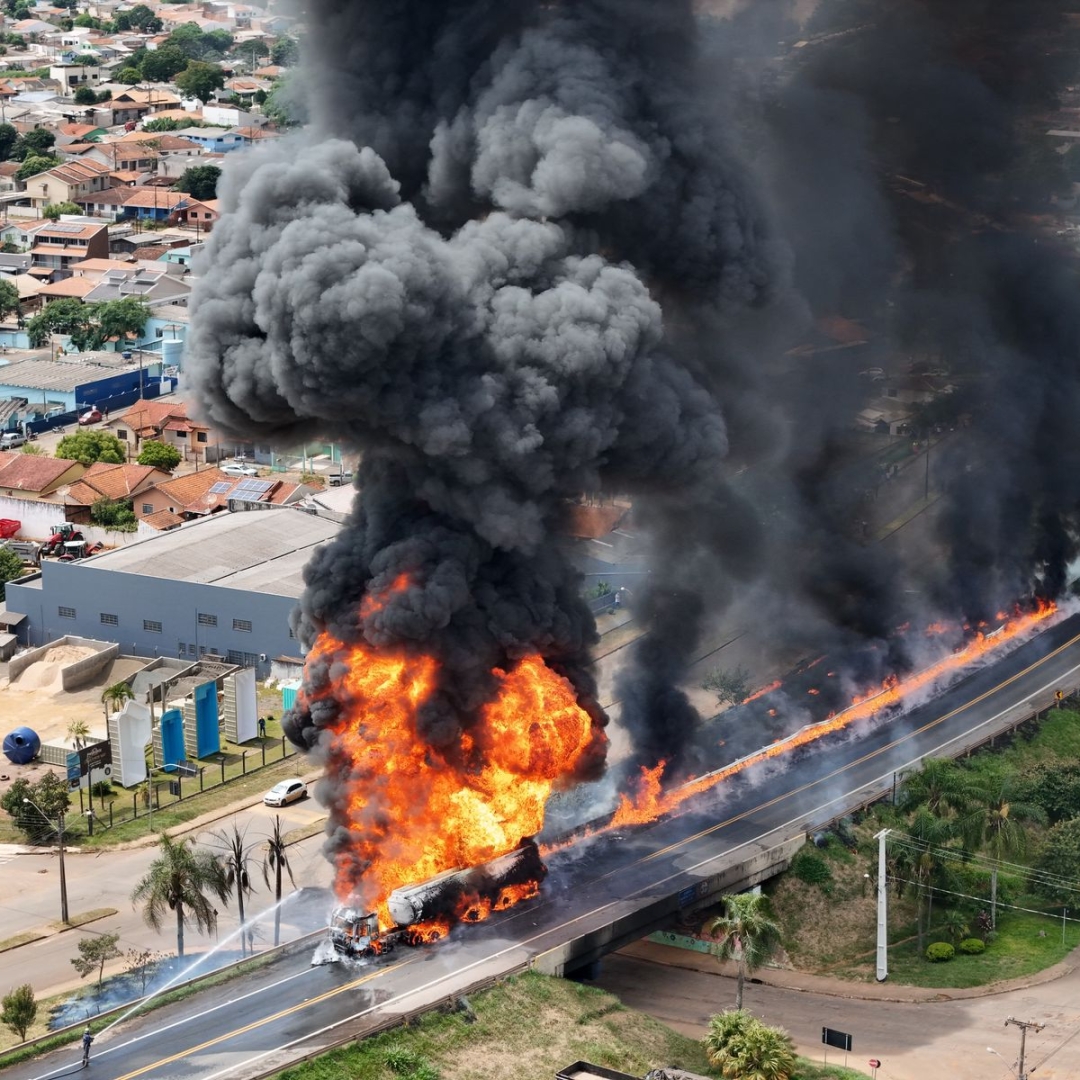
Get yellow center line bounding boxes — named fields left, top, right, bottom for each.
left=626, top=627, right=1080, bottom=869
left=111, top=960, right=410, bottom=1080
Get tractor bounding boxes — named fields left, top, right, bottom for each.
left=42, top=522, right=85, bottom=556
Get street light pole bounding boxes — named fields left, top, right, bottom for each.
left=22, top=797, right=69, bottom=924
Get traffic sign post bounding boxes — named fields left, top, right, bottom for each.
left=822, top=1027, right=852, bottom=1068
left=869, top=1059, right=881, bottom=1078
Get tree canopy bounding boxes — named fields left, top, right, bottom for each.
left=140, top=44, right=187, bottom=82
left=0, top=774, right=71, bottom=842
left=175, top=60, right=225, bottom=103
left=705, top=893, right=782, bottom=1010
left=74, top=85, right=97, bottom=105
left=0, top=278, right=19, bottom=320
left=57, top=430, right=126, bottom=467
left=174, top=163, right=220, bottom=201
left=42, top=201, right=81, bottom=221
left=16, top=154, right=60, bottom=181
left=137, top=440, right=181, bottom=471
left=0, top=544, right=22, bottom=602
left=27, top=296, right=150, bottom=350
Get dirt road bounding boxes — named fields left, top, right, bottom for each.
left=595, top=951, right=1080, bottom=1080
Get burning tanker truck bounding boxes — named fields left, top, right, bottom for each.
left=328, top=839, right=546, bottom=959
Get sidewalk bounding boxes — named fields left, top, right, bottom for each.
left=619, top=937, right=1080, bottom=1002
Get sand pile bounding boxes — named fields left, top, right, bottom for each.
left=11, top=646, right=97, bottom=692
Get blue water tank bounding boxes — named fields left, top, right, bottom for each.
left=3, top=726, right=41, bottom=765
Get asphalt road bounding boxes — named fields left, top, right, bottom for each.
left=9, top=613, right=1080, bottom=1080
left=595, top=952, right=1080, bottom=1080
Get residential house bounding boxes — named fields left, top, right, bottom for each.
left=55, top=121, right=106, bottom=145
left=22, top=159, right=112, bottom=210
left=134, top=468, right=310, bottom=525
left=10, top=19, right=57, bottom=38
left=49, top=64, right=104, bottom=89
left=117, top=188, right=196, bottom=224
left=0, top=253, right=31, bottom=278
left=29, top=220, right=110, bottom=280
left=170, top=126, right=244, bottom=153
left=61, top=460, right=170, bottom=523
left=108, top=397, right=212, bottom=462
left=176, top=198, right=218, bottom=232
left=82, top=264, right=192, bottom=307
left=73, top=187, right=137, bottom=221
left=201, top=104, right=261, bottom=130
left=0, top=451, right=85, bottom=503
left=109, top=87, right=181, bottom=126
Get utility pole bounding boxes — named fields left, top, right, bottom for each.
left=991, top=868, right=998, bottom=930
left=1005, top=1016, right=1044, bottom=1080
left=22, top=798, right=69, bottom=923
left=875, top=827, right=890, bottom=981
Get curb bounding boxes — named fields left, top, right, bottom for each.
left=619, top=939, right=1080, bottom=1003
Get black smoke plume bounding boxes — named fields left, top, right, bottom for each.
left=185, top=0, right=788, bottom=841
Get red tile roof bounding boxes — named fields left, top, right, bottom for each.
left=0, top=455, right=82, bottom=492
left=66, top=463, right=168, bottom=505
left=142, top=508, right=184, bottom=531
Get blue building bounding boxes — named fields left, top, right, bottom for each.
left=3, top=508, right=338, bottom=674
left=0, top=352, right=164, bottom=419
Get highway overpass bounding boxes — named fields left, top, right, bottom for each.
left=14, top=612, right=1080, bottom=1080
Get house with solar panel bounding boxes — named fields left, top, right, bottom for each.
left=29, top=220, right=110, bottom=281
left=132, top=468, right=312, bottom=532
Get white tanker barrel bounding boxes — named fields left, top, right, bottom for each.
left=386, top=839, right=546, bottom=927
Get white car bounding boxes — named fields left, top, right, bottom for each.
left=264, top=779, right=307, bottom=806
left=221, top=463, right=259, bottom=477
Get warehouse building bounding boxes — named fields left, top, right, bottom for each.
left=3, top=508, right=339, bottom=674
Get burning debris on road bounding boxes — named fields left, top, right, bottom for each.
left=186, top=0, right=1080, bottom=936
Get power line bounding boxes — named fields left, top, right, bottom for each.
left=886, top=875, right=1080, bottom=925
left=886, top=832, right=1080, bottom=896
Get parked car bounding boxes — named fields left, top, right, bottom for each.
left=221, top=463, right=259, bottom=477
left=264, top=779, right=307, bottom=806
left=0, top=431, right=26, bottom=449
left=78, top=408, right=102, bottom=426
left=328, top=470, right=354, bottom=487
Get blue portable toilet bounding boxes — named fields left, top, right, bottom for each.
left=3, top=726, right=41, bottom=765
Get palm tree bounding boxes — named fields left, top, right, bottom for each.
left=939, top=908, right=970, bottom=944
left=705, top=1009, right=797, bottom=1080
left=67, top=719, right=90, bottom=751
left=959, top=766, right=1047, bottom=861
left=261, top=815, right=296, bottom=946
left=101, top=680, right=134, bottom=720
left=704, top=893, right=781, bottom=1009
left=890, top=807, right=958, bottom=954
left=213, top=823, right=256, bottom=955
left=899, top=757, right=972, bottom=816
left=131, top=834, right=229, bottom=958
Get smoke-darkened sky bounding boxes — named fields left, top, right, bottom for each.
left=186, top=0, right=1080, bottom=810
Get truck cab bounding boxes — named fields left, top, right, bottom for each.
left=328, top=908, right=388, bottom=957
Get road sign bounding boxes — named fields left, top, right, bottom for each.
left=822, top=1028, right=853, bottom=1052
left=1056, top=689, right=1064, bottom=700
left=869, top=1060, right=881, bottom=1069
left=66, top=751, right=81, bottom=784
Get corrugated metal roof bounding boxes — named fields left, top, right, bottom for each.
left=87, top=509, right=340, bottom=596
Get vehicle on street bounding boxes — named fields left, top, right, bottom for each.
left=78, top=408, right=103, bottom=426
left=0, top=431, right=26, bottom=449
left=221, top=463, right=259, bottom=477
left=264, top=779, right=307, bottom=806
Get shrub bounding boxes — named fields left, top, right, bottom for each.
left=791, top=847, right=833, bottom=887
left=958, top=938, right=985, bottom=955
left=90, top=780, right=113, bottom=798
left=926, top=942, right=955, bottom=962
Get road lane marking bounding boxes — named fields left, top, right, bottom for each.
left=26, top=968, right=322, bottom=1080
left=110, top=962, right=408, bottom=1080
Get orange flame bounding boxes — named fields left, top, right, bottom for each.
left=606, top=601, right=1058, bottom=829
left=742, top=679, right=781, bottom=704
left=306, top=631, right=601, bottom=925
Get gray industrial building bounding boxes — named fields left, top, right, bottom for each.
left=3, top=509, right=340, bottom=674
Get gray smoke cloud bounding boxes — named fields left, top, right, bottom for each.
left=185, top=0, right=789, bottom=870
